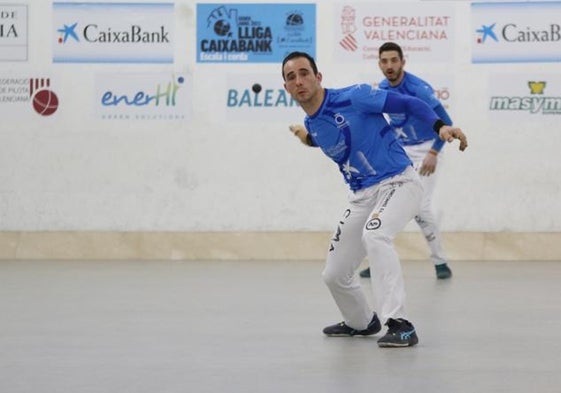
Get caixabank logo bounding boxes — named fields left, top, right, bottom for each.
left=56, top=22, right=169, bottom=44
left=53, top=2, right=174, bottom=63
left=475, top=22, right=560, bottom=45
left=199, top=5, right=273, bottom=62
left=196, top=3, right=315, bottom=63
left=489, top=81, right=561, bottom=115
left=472, top=2, right=561, bottom=63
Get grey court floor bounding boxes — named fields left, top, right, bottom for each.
left=1, top=259, right=561, bottom=393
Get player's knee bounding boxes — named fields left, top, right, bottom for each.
left=322, top=267, right=349, bottom=288
left=361, top=229, right=392, bottom=248
left=321, top=267, right=338, bottom=287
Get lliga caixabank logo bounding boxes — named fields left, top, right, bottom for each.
left=53, top=2, right=174, bottom=63
left=0, top=77, right=60, bottom=117
left=197, top=3, right=316, bottom=63
left=472, top=2, right=561, bottom=63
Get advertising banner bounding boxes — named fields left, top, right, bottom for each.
left=225, top=73, right=301, bottom=122
left=334, top=2, right=455, bottom=63
left=488, top=74, right=561, bottom=120
left=197, top=3, right=316, bottom=63
left=0, top=4, right=27, bottom=61
left=53, top=2, right=174, bottom=63
left=95, top=72, right=192, bottom=121
left=0, top=76, right=60, bottom=117
left=472, top=2, right=561, bottom=63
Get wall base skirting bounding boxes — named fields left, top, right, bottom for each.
left=1, top=231, right=560, bottom=261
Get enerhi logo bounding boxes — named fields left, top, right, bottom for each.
left=30, top=78, right=59, bottom=116
left=101, top=76, right=184, bottom=107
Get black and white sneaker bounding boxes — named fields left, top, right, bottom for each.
left=323, top=312, right=381, bottom=337
left=377, top=318, right=419, bottom=347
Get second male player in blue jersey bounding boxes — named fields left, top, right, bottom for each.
left=360, top=41, right=454, bottom=280
left=282, top=51, right=467, bottom=347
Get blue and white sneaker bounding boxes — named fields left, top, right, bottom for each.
left=377, top=318, right=419, bottom=347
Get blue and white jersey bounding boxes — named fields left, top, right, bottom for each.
left=379, top=72, right=448, bottom=152
left=304, top=84, right=412, bottom=191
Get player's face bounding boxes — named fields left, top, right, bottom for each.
left=378, top=50, right=405, bottom=85
left=283, top=57, right=322, bottom=106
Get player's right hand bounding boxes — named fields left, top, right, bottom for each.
left=439, top=126, right=468, bottom=151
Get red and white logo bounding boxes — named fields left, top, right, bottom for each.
left=30, top=78, right=59, bottom=116
left=339, top=34, right=357, bottom=52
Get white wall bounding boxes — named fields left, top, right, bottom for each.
left=1, top=0, right=560, bottom=232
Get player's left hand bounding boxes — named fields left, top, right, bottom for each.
left=289, top=124, right=310, bottom=145
left=419, top=153, right=437, bottom=176
left=439, top=126, right=468, bottom=151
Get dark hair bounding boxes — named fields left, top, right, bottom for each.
left=281, top=51, right=318, bottom=80
left=379, top=42, right=403, bottom=59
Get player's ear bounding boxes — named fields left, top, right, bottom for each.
left=316, top=72, right=323, bottom=83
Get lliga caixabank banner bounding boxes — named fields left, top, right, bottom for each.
left=196, top=3, right=316, bottom=63
left=472, top=2, right=561, bottom=63
left=334, top=2, right=455, bottom=63
left=53, top=2, right=174, bottom=63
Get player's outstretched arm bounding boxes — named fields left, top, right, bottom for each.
left=289, top=124, right=314, bottom=146
left=433, top=121, right=468, bottom=151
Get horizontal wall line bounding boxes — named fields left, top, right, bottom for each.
left=1, top=231, right=560, bottom=261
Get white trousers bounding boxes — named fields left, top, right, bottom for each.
left=322, top=166, right=423, bottom=329
left=404, top=141, right=447, bottom=265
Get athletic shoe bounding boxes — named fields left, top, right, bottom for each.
left=323, top=312, right=381, bottom=337
left=359, top=267, right=371, bottom=278
left=435, top=263, right=452, bottom=279
left=377, top=318, right=419, bottom=347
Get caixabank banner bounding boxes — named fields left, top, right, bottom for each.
left=197, top=3, right=316, bottom=63
left=53, top=2, right=174, bottom=63
left=472, top=2, right=561, bottom=63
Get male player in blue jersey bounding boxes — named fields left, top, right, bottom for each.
left=360, top=41, right=453, bottom=280
left=282, top=51, right=467, bottom=347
